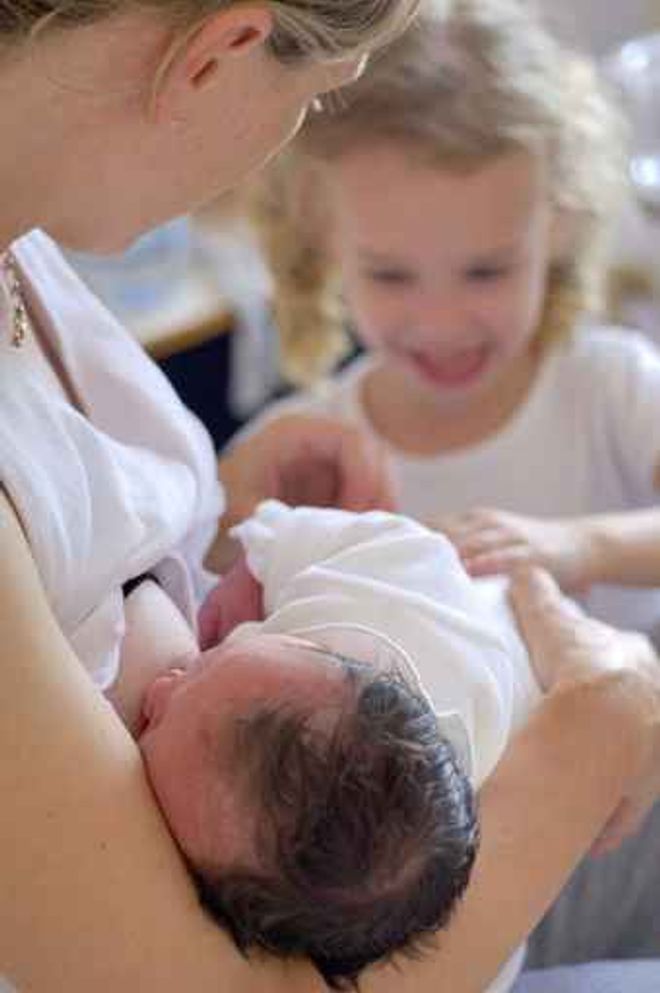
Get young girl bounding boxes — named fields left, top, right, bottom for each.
left=248, top=0, right=660, bottom=640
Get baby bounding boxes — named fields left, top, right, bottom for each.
left=134, top=501, right=540, bottom=989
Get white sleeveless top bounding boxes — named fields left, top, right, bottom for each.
left=0, top=229, right=222, bottom=688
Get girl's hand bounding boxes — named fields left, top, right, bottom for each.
left=437, top=508, right=593, bottom=592
left=219, top=414, right=395, bottom=528
left=511, top=567, right=660, bottom=854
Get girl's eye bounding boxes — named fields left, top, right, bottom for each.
left=465, top=265, right=511, bottom=283
left=365, top=270, right=415, bottom=286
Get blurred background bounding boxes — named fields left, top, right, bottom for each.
left=64, top=0, right=660, bottom=451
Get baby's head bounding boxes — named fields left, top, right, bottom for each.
left=252, top=0, right=624, bottom=387
left=139, top=630, right=477, bottom=989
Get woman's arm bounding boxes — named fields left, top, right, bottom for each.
left=1, top=485, right=656, bottom=993
left=0, top=489, right=323, bottom=993
left=361, top=568, right=659, bottom=993
left=362, top=677, right=647, bottom=993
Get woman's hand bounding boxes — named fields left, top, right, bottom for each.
left=437, top=508, right=593, bottom=592
left=218, top=414, right=395, bottom=529
left=510, top=567, right=660, bottom=853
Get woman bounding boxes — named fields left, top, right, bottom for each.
left=1, top=0, right=660, bottom=991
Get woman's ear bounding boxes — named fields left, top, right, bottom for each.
left=152, top=4, right=274, bottom=121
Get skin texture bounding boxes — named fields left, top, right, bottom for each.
left=209, top=413, right=396, bottom=574
left=198, top=550, right=264, bottom=648
left=139, top=631, right=347, bottom=865
left=0, top=6, right=363, bottom=252
left=327, top=145, right=555, bottom=453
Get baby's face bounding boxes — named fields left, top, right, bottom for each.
left=138, top=632, right=346, bottom=864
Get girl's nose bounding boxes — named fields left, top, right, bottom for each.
left=414, top=291, right=469, bottom=342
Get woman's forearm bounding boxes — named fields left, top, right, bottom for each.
left=0, top=493, right=322, bottom=993
left=363, top=672, right=647, bottom=993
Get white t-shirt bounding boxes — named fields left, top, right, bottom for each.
left=230, top=499, right=535, bottom=993
left=242, top=327, right=660, bottom=635
left=0, top=229, right=222, bottom=688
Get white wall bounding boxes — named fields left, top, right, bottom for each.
left=540, top=1, right=657, bottom=56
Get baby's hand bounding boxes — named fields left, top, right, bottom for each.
left=198, top=551, right=263, bottom=649
left=436, top=507, right=593, bottom=592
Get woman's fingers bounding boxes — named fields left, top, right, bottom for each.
left=509, top=567, right=589, bottom=690
left=510, top=566, right=567, bottom=629
left=464, top=544, right=530, bottom=577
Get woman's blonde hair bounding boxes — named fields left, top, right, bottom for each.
left=252, top=0, right=625, bottom=385
left=0, top=0, right=418, bottom=64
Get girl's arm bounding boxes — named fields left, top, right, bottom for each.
left=575, top=506, right=660, bottom=588
left=1, top=486, right=655, bottom=993
left=206, top=413, right=395, bottom=574
left=439, top=505, right=660, bottom=592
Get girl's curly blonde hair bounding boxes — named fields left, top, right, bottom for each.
left=251, top=0, right=625, bottom=386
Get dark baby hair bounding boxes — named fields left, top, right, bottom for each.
left=189, top=667, right=479, bottom=989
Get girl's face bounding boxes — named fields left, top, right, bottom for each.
left=327, top=145, right=556, bottom=410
